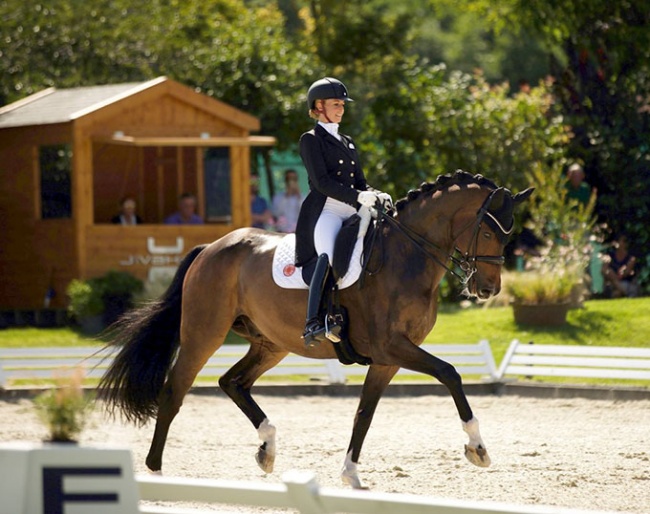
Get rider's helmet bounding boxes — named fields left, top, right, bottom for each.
left=307, top=77, right=354, bottom=111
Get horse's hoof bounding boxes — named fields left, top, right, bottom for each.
left=341, top=470, right=368, bottom=490
left=147, top=468, right=163, bottom=476
left=255, top=444, right=275, bottom=473
left=464, top=444, right=491, bottom=467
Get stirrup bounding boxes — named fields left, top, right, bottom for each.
left=303, top=320, right=327, bottom=348
left=325, top=315, right=342, bottom=343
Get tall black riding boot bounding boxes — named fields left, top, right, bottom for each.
left=303, top=254, right=336, bottom=347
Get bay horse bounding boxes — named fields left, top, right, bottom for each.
left=98, top=170, right=532, bottom=489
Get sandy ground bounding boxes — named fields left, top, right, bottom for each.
left=1, top=389, right=649, bottom=513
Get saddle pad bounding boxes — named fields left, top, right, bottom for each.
left=272, top=233, right=364, bottom=290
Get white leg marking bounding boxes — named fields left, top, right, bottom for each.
left=341, top=450, right=367, bottom=489
left=462, top=417, right=484, bottom=447
left=462, top=416, right=491, bottom=467
left=255, top=418, right=277, bottom=473
left=257, top=418, right=276, bottom=450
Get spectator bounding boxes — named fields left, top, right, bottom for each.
left=602, top=233, right=639, bottom=298
left=250, top=175, right=274, bottom=229
left=111, top=196, right=143, bottom=225
left=565, top=163, right=593, bottom=207
left=164, top=193, right=203, bottom=224
left=272, top=169, right=304, bottom=233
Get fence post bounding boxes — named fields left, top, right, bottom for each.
left=282, top=470, right=328, bottom=514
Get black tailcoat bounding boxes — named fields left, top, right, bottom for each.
left=295, top=124, right=369, bottom=266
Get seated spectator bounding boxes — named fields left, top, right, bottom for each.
left=272, top=169, right=304, bottom=233
left=164, top=193, right=204, bottom=225
left=565, top=163, right=593, bottom=207
left=111, top=196, right=143, bottom=225
left=250, top=175, right=274, bottom=229
left=602, top=234, right=639, bottom=298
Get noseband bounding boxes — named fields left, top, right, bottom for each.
left=377, top=189, right=509, bottom=285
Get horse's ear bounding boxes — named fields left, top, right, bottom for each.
left=489, top=187, right=507, bottom=211
left=513, top=187, right=534, bottom=206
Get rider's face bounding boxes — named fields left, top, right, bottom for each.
left=317, top=99, right=345, bottom=123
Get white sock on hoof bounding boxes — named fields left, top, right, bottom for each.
left=257, top=418, right=276, bottom=450
left=462, top=417, right=484, bottom=447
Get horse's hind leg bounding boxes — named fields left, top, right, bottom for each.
left=342, top=364, right=399, bottom=489
left=218, top=341, right=288, bottom=473
left=146, top=336, right=225, bottom=472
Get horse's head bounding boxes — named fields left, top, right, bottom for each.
left=452, top=185, right=534, bottom=300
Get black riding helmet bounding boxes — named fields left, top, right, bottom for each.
left=307, top=77, right=354, bottom=110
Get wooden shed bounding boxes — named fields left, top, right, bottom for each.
left=0, top=77, right=275, bottom=310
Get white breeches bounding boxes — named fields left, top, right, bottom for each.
left=314, top=198, right=356, bottom=264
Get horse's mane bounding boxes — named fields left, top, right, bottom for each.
left=394, top=170, right=498, bottom=212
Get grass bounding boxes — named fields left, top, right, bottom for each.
left=425, top=297, right=650, bottom=363
left=1, top=297, right=648, bottom=387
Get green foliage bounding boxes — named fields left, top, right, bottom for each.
left=360, top=64, right=569, bottom=196
left=504, top=271, right=575, bottom=305
left=525, top=163, right=598, bottom=280
left=34, top=369, right=94, bottom=442
left=65, top=271, right=143, bottom=319
left=65, top=280, right=104, bottom=318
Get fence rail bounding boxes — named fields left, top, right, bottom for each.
left=137, top=470, right=615, bottom=514
left=0, top=341, right=498, bottom=389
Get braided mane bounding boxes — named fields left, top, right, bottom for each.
left=394, top=170, right=499, bottom=212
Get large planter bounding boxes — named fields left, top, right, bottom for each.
left=512, top=302, right=570, bottom=326
left=0, top=442, right=139, bottom=513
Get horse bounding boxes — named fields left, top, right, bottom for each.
left=98, top=170, right=533, bottom=489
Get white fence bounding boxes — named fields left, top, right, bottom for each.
left=0, top=341, right=498, bottom=389
left=137, top=470, right=615, bottom=514
left=497, top=340, right=650, bottom=381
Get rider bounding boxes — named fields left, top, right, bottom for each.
left=295, top=77, right=392, bottom=347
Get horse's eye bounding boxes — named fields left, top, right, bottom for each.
left=483, top=232, right=492, bottom=240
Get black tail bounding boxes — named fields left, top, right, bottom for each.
left=97, top=244, right=208, bottom=425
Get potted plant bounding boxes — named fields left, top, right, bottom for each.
left=34, top=368, right=93, bottom=443
left=99, top=270, right=143, bottom=325
left=66, top=270, right=143, bottom=334
left=505, top=270, right=576, bottom=326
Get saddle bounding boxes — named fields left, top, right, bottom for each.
left=271, top=206, right=375, bottom=290
left=271, top=206, right=376, bottom=366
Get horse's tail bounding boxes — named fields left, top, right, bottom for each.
left=98, top=244, right=208, bottom=425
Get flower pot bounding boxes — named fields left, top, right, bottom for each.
left=512, top=302, right=570, bottom=326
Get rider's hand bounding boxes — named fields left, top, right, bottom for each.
left=376, top=192, right=393, bottom=209
left=357, top=191, right=379, bottom=208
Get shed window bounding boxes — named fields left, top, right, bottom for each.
left=39, top=144, right=72, bottom=219
left=204, top=147, right=232, bottom=222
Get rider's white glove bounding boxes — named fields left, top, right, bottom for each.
left=357, top=190, right=379, bottom=208
left=377, top=192, right=393, bottom=209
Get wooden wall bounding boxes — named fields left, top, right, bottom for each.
left=0, top=124, right=77, bottom=309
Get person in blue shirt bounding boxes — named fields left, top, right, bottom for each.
left=164, top=193, right=204, bottom=224
left=250, top=175, right=274, bottom=229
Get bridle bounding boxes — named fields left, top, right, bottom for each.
left=375, top=189, right=510, bottom=286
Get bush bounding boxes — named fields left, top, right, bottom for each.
left=66, top=270, right=143, bottom=324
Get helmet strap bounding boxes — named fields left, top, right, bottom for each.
left=316, top=100, right=335, bottom=123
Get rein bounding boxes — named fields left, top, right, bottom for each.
left=372, top=189, right=506, bottom=286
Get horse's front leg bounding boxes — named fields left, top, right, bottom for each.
left=385, top=339, right=491, bottom=468
left=218, top=343, right=288, bottom=473
left=342, top=364, right=399, bottom=489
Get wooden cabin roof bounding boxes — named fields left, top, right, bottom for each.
left=0, top=76, right=260, bottom=131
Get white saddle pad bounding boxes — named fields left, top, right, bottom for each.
left=271, top=206, right=375, bottom=290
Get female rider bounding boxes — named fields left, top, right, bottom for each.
left=295, top=77, right=391, bottom=347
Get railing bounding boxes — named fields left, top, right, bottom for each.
left=0, top=341, right=498, bottom=389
